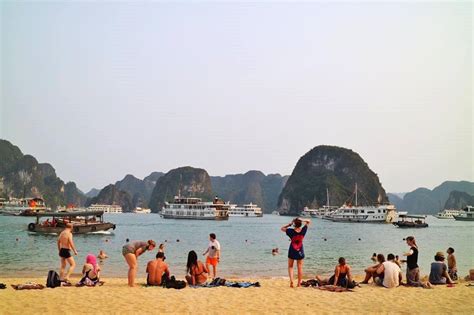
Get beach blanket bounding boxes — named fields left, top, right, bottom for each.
left=192, top=278, right=260, bottom=288
left=11, top=282, right=45, bottom=290
left=317, top=285, right=353, bottom=292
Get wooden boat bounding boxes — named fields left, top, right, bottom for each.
left=27, top=210, right=116, bottom=234
left=393, top=214, right=428, bottom=228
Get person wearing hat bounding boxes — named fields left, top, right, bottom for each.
left=429, top=251, right=454, bottom=285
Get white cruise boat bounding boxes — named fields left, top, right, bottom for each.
left=88, top=204, right=123, bottom=213
left=229, top=203, right=263, bottom=217
left=161, top=196, right=230, bottom=220
left=323, top=184, right=397, bottom=223
left=301, top=207, right=318, bottom=217
left=434, top=209, right=461, bottom=219
left=301, top=190, right=339, bottom=218
left=453, top=206, right=474, bottom=221
left=0, top=198, right=47, bottom=216
left=133, top=207, right=152, bottom=214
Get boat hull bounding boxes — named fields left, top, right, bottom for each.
left=453, top=216, right=474, bottom=221
left=393, top=222, right=429, bottom=228
left=28, top=222, right=116, bottom=234
left=162, top=214, right=229, bottom=220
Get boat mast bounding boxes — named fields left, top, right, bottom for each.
left=326, top=188, right=329, bottom=207
left=355, top=183, right=358, bottom=207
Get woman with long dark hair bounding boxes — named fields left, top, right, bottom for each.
left=281, top=217, right=311, bottom=287
left=185, top=250, right=209, bottom=285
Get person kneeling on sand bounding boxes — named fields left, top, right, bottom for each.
left=361, top=254, right=385, bottom=284
left=316, top=257, right=353, bottom=287
left=77, top=254, right=101, bottom=286
left=186, top=250, right=209, bottom=286
left=429, top=251, right=453, bottom=285
left=375, top=253, right=402, bottom=288
left=146, top=252, right=170, bottom=286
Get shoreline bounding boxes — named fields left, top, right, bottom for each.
left=1, top=276, right=473, bottom=314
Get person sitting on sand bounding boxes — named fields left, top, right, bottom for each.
left=361, top=254, right=385, bottom=284
left=375, top=253, right=402, bottom=288
left=185, top=250, right=209, bottom=286
left=122, top=240, right=156, bottom=287
left=281, top=218, right=311, bottom=288
left=447, top=247, right=457, bottom=281
left=78, top=254, right=101, bottom=286
left=316, top=257, right=353, bottom=287
left=146, top=252, right=170, bottom=286
left=98, top=250, right=108, bottom=260
left=429, top=251, right=453, bottom=285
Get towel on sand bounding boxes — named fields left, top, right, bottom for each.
left=11, top=282, right=45, bottom=290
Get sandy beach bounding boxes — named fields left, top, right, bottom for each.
left=1, top=276, right=473, bottom=314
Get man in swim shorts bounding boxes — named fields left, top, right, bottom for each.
left=203, top=233, right=221, bottom=279
left=57, top=223, right=78, bottom=282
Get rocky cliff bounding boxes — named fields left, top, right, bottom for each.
left=148, top=167, right=213, bottom=212
left=0, top=139, right=86, bottom=209
left=444, top=191, right=474, bottom=209
left=277, top=145, right=387, bottom=215
left=115, top=172, right=164, bottom=208
left=211, top=171, right=288, bottom=213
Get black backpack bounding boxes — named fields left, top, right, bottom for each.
left=46, top=270, right=61, bottom=288
left=165, top=275, right=186, bottom=290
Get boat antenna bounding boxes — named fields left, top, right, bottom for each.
left=355, top=183, right=358, bottom=207
left=326, top=188, right=329, bottom=207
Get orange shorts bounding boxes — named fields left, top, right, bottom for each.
left=206, top=256, right=219, bottom=266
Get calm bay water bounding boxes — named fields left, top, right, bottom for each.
left=0, top=214, right=473, bottom=279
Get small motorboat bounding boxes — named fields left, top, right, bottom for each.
left=393, top=214, right=428, bottom=228
left=28, top=210, right=116, bottom=234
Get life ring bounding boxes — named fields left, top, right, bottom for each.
left=28, top=223, right=36, bottom=232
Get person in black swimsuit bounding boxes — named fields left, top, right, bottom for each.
left=281, top=218, right=311, bottom=287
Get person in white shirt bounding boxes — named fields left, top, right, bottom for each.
left=203, top=233, right=221, bottom=279
left=376, top=253, right=402, bottom=288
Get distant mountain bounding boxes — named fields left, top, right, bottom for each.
left=85, top=188, right=100, bottom=198
left=85, top=184, right=133, bottom=212
left=148, top=166, right=213, bottom=213
left=444, top=191, right=474, bottom=209
left=211, top=171, right=288, bottom=213
left=0, top=139, right=86, bottom=209
left=388, top=181, right=474, bottom=214
left=115, top=172, right=163, bottom=208
left=278, top=145, right=388, bottom=216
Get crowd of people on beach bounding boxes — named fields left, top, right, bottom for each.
left=53, top=218, right=465, bottom=290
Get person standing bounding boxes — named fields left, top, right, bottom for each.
left=447, top=247, right=458, bottom=281
left=203, top=233, right=220, bottom=279
left=403, top=236, right=431, bottom=288
left=281, top=218, right=311, bottom=287
left=57, top=223, right=78, bottom=282
left=122, top=240, right=156, bottom=287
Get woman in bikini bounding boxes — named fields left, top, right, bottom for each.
left=185, top=250, right=209, bottom=285
left=281, top=217, right=311, bottom=287
left=78, top=254, right=101, bottom=286
left=122, top=239, right=156, bottom=287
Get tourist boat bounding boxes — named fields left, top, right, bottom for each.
left=453, top=206, right=474, bottom=221
left=133, top=207, right=152, bottom=214
left=161, top=196, right=230, bottom=220
left=229, top=203, right=263, bottom=217
left=434, top=209, right=462, bottom=219
left=27, top=210, right=116, bottom=234
left=393, top=214, right=429, bottom=228
left=301, top=207, right=318, bottom=217
left=323, top=184, right=397, bottom=223
left=0, top=198, right=48, bottom=216
left=301, top=189, right=338, bottom=218
left=88, top=204, right=123, bottom=213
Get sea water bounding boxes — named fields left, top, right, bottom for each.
left=0, top=214, right=473, bottom=279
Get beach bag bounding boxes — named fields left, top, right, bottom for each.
left=46, top=270, right=61, bottom=288
left=165, top=276, right=186, bottom=290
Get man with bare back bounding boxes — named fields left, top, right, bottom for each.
left=57, top=223, right=78, bottom=282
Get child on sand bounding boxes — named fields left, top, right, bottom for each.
left=281, top=218, right=311, bottom=287
left=447, top=247, right=458, bottom=281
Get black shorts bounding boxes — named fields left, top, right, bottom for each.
left=59, top=248, right=71, bottom=258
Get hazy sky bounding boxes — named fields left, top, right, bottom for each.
left=1, top=1, right=472, bottom=193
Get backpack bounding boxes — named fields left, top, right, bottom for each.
left=46, top=270, right=61, bottom=288
left=165, top=275, right=187, bottom=290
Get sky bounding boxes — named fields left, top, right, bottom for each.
left=0, top=1, right=472, bottom=193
